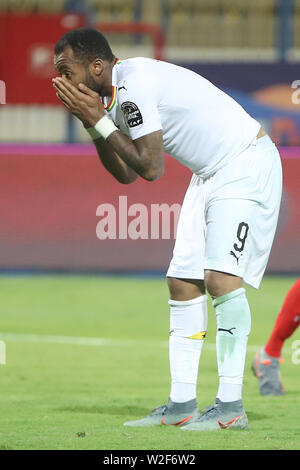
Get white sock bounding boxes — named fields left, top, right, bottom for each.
left=168, top=295, right=207, bottom=403
left=217, top=383, right=242, bottom=402
left=213, top=288, right=251, bottom=403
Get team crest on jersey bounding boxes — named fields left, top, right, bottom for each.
left=121, top=101, right=143, bottom=128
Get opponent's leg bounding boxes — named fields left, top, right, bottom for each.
left=252, top=278, right=300, bottom=395
left=265, top=278, right=300, bottom=358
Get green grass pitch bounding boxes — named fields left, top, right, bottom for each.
left=0, top=274, right=299, bottom=450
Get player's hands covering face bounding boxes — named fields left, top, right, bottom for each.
left=53, top=77, right=105, bottom=127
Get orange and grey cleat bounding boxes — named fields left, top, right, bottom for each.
left=182, top=399, right=249, bottom=431
left=252, top=348, right=285, bottom=396
left=123, top=398, right=199, bottom=427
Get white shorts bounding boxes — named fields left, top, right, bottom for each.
left=167, top=135, right=283, bottom=289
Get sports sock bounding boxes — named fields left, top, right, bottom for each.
left=265, top=279, right=300, bottom=358
left=168, top=295, right=207, bottom=403
left=213, top=288, right=251, bottom=403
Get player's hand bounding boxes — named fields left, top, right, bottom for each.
left=52, top=77, right=105, bottom=127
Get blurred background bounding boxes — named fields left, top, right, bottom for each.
left=0, top=0, right=299, bottom=275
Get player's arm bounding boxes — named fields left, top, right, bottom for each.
left=53, top=78, right=138, bottom=184
left=53, top=77, right=164, bottom=182
left=92, top=135, right=139, bottom=184
left=88, top=125, right=163, bottom=182
left=106, top=129, right=164, bottom=182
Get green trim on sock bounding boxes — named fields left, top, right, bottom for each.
left=212, top=288, right=245, bottom=308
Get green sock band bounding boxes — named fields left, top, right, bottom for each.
left=212, top=288, right=245, bottom=308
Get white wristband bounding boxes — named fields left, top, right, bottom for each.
left=94, top=115, right=118, bottom=140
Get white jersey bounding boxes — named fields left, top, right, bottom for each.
left=104, top=57, right=260, bottom=178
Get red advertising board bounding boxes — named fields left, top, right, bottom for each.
left=0, top=13, right=84, bottom=104
left=0, top=144, right=299, bottom=275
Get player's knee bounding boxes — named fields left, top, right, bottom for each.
left=167, top=277, right=186, bottom=299
left=204, top=270, right=243, bottom=298
left=204, top=271, right=223, bottom=298
left=167, top=277, right=205, bottom=301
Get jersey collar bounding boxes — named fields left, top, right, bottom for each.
left=104, top=58, right=121, bottom=112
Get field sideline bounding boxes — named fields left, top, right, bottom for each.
left=0, top=274, right=299, bottom=450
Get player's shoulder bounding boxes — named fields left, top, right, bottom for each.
left=119, top=56, right=158, bottom=68
left=118, top=57, right=204, bottom=86
left=114, top=57, right=162, bottom=100
left=116, top=57, right=158, bottom=80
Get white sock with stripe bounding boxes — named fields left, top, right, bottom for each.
left=168, top=295, right=207, bottom=403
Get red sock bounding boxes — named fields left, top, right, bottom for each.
left=265, top=279, right=300, bottom=358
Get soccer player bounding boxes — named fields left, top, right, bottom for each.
left=252, top=279, right=300, bottom=396
left=53, top=28, right=282, bottom=431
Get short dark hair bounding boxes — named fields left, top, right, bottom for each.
left=54, top=27, right=114, bottom=63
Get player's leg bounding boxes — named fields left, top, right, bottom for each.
left=205, top=270, right=249, bottom=405
left=166, top=277, right=206, bottom=413
left=163, top=175, right=209, bottom=423
left=124, top=174, right=207, bottom=427
left=252, top=278, right=300, bottom=395
left=183, top=201, right=257, bottom=432
left=184, top=135, right=282, bottom=431
left=168, top=273, right=245, bottom=408
left=167, top=276, right=204, bottom=301
left=124, top=277, right=206, bottom=427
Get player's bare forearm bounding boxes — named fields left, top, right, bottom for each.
left=93, top=136, right=138, bottom=184
left=106, top=129, right=164, bottom=182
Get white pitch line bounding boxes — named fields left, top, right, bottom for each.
left=0, top=332, right=292, bottom=353
left=0, top=332, right=136, bottom=347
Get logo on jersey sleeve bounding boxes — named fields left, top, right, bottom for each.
left=121, top=101, right=143, bottom=128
